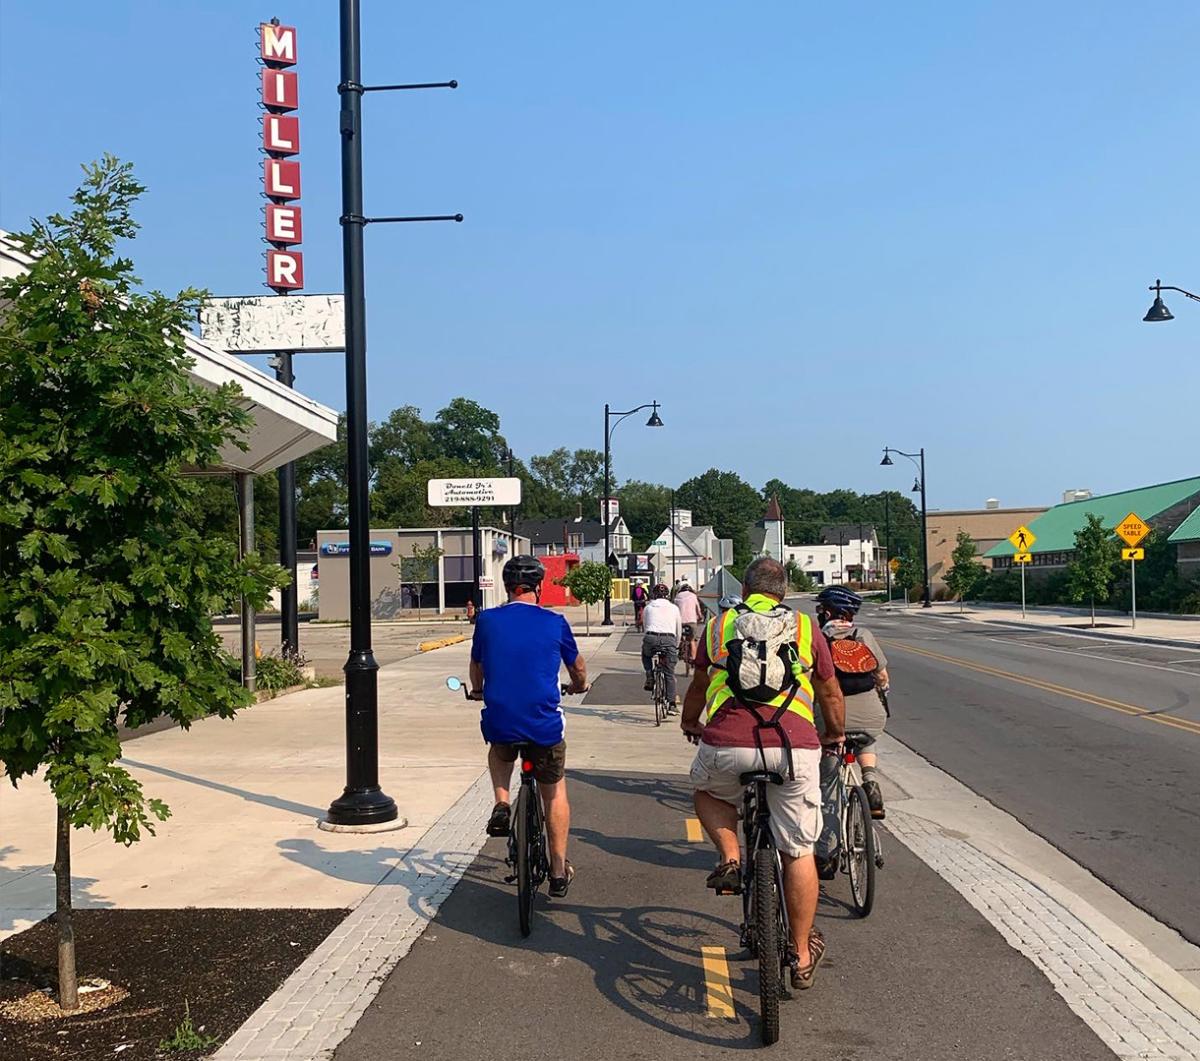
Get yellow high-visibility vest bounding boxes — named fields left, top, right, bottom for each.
left=704, top=594, right=815, bottom=723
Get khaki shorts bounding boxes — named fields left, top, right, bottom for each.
left=491, top=740, right=567, bottom=784
left=690, top=743, right=821, bottom=858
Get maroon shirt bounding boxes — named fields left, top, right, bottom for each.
left=694, top=617, right=834, bottom=750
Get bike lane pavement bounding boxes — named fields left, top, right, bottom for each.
left=332, top=764, right=1112, bottom=1060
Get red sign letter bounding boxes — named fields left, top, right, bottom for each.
left=260, top=23, right=297, bottom=66
left=263, top=115, right=300, bottom=155
left=261, top=69, right=298, bottom=111
left=266, top=205, right=303, bottom=245
left=267, top=250, right=305, bottom=291
left=264, top=159, right=301, bottom=200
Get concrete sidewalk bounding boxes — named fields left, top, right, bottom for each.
left=884, top=599, right=1200, bottom=647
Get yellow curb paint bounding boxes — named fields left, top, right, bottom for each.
left=418, top=634, right=466, bottom=653
left=685, top=818, right=704, bottom=842
left=883, top=639, right=1200, bottom=737
left=700, top=945, right=736, bottom=1018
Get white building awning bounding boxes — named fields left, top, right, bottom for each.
left=1, top=229, right=338, bottom=475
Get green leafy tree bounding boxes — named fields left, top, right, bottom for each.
left=557, top=560, right=611, bottom=635
left=1066, top=512, right=1122, bottom=626
left=395, top=541, right=444, bottom=619
left=0, top=158, right=282, bottom=1010
left=785, top=559, right=817, bottom=593
left=429, top=397, right=507, bottom=468
left=676, top=469, right=763, bottom=568
left=893, top=554, right=921, bottom=603
left=618, top=480, right=673, bottom=549
left=944, top=530, right=987, bottom=612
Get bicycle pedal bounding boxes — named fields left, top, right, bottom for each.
left=503, top=873, right=517, bottom=884
left=714, top=886, right=741, bottom=896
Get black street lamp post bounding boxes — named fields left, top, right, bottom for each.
left=325, top=0, right=460, bottom=828
left=881, top=446, right=931, bottom=608
left=503, top=447, right=518, bottom=553
left=1143, top=279, right=1200, bottom=322
left=601, top=401, right=663, bottom=626
left=882, top=491, right=892, bottom=604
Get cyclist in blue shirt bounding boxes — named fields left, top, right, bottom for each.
left=469, top=555, right=589, bottom=897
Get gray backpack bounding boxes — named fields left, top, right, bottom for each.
left=722, top=604, right=802, bottom=705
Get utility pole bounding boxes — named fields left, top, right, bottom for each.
left=272, top=351, right=300, bottom=655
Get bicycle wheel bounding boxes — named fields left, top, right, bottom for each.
left=653, top=668, right=665, bottom=726
left=514, top=785, right=535, bottom=936
left=753, top=847, right=782, bottom=1045
left=845, top=785, right=877, bottom=917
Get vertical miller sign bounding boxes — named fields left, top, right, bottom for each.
left=261, top=20, right=303, bottom=291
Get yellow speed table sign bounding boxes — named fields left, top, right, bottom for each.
left=1115, top=512, right=1150, bottom=547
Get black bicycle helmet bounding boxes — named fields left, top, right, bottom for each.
left=652, top=582, right=671, bottom=599
left=816, top=585, right=862, bottom=618
left=502, top=554, right=546, bottom=591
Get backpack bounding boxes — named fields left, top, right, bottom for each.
left=722, top=604, right=804, bottom=706
left=827, top=630, right=879, bottom=696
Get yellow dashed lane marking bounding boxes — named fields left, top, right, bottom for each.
left=685, top=818, right=704, bottom=842
left=884, top=639, right=1200, bottom=737
left=700, top=945, right=736, bottom=1018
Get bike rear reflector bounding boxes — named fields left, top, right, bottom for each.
left=522, top=760, right=534, bottom=773
left=845, top=752, right=856, bottom=764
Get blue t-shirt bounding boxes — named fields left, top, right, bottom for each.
left=471, top=602, right=580, bottom=746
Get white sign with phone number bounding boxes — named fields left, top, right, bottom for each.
left=427, top=477, right=522, bottom=507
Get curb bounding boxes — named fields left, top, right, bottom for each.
left=418, top=634, right=467, bottom=653
left=916, top=610, right=1200, bottom=651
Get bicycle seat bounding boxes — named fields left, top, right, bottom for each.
left=740, top=770, right=785, bottom=786
left=844, top=732, right=874, bottom=751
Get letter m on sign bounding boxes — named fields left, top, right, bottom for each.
left=260, top=23, right=297, bottom=66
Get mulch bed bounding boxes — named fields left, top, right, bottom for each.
left=0, top=908, right=346, bottom=1061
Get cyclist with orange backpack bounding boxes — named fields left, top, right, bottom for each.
left=813, top=587, right=889, bottom=877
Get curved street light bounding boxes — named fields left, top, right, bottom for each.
left=881, top=446, right=932, bottom=608
left=602, top=401, right=664, bottom=625
left=1143, top=279, right=1200, bottom=323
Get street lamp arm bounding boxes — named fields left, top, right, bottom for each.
left=1150, top=284, right=1200, bottom=303
left=882, top=445, right=923, bottom=481
left=606, top=403, right=659, bottom=445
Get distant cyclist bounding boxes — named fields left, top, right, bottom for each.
left=631, top=580, right=648, bottom=630
left=813, top=587, right=889, bottom=875
left=641, top=583, right=682, bottom=710
left=469, top=555, right=589, bottom=897
left=682, top=558, right=846, bottom=990
left=674, top=579, right=704, bottom=662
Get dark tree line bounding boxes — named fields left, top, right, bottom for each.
left=194, top=400, right=920, bottom=570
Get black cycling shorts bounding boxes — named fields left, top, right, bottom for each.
left=491, top=740, right=567, bottom=784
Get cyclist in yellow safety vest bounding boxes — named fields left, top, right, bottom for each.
left=681, top=557, right=845, bottom=991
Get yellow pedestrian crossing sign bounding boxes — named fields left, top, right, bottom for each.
left=1115, top=512, right=1150, bottom=547
left=1013, top=552, right=1033, bottom=564
left=1009, top=525, right=1036, bottom=552
left=1122, top=547, right=1144, bottom=561
left=888, top=557, right=900, bottom=573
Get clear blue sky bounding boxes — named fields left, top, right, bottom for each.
left=2, top=2, right=1196, bottom=510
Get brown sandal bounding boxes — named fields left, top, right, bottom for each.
left=790, top=928, right=827, bottom=990
left=705, top=860, right=742, bottom=894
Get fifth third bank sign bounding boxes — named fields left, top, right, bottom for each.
left=427, top=477, right=523, bottom=508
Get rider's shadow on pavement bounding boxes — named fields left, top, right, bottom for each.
left=428, top=859, right=765, bottom=1050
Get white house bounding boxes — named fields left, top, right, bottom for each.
left=646, top=520, right=733, bottom=588
left=749, top=497, right=880, bottom=585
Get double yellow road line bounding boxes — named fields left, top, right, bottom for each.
left=885, top=639, right=1200, bottom=737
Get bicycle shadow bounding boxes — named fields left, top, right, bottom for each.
left=572, top=771, right=695, bottom=817
left=430, top=861, right=766, bottom=1049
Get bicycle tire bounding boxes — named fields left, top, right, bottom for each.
left=753, top=847, right=782, bottom=1045
left=845, top=785, right=877, bottom=917
left=514, top=785, right=534, bottom=936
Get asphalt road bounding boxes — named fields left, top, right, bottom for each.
left=335, top=769, right=1109, bottom=1060
left=869, top=608, right=1200, bottom=946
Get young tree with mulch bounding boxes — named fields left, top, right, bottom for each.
left=395, top=541, right=443, bottom=620
left=0, top=157, right=282, bottom=1011
left=557, top=560, right=611, bottom=635
left=1066, top=513, right=1122, bottom=627
left=944, top=530, right=987, bottom=613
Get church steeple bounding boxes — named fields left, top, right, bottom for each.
left=761, top=495, right=785, bottom=558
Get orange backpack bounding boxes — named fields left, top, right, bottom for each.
left=827, top=633, right=879, bottom=695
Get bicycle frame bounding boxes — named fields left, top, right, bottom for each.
left=740, top=781, right=791, bottom=953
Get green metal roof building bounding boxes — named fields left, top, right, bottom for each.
left=1168, top=504, right=1200, bottom=579
left=985, top=475, right=1200, bottom=573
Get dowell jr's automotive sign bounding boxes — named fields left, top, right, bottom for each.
left=261, top=20, right=304, bottom=291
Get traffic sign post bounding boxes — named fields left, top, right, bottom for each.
left=1114, top=513, right=1149, bottom=631
left=1009, top=527, right=1036, bottom=619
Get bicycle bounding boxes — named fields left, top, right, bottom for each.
left=679, top=623, right=695, bottom=676
left=825, top=732, right=885, bottom=917
left=446, top=675, right=585, bottom=937
left=651, top=650, right=672, bottom=726
left=720, top=766, right=792, bottom=1045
